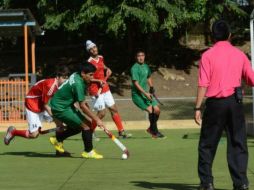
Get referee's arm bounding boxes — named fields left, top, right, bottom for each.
left=194, top=55, right=210, bottom=125
left=194, top=87, right=207, bottom=125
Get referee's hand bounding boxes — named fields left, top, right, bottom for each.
left=194, top=110, right=202, bottom=125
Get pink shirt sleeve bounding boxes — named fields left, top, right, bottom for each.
left=198, top=54, right=210, bottom=87
left=242, top=54, right=254, bottom=86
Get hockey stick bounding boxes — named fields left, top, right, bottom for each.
left=38, top=127, right=57, bottom=134
left=152, top=93, right=164, bottom=106
left=74, top=96, right=130, bottom=156
left=100, top=124, right=130, bottom=157
left=93, top=75, right=129, bottom=155
left=95, top=78, right=107, bottom=98
left=96, top=87, right=102, bottom=98
left=38, top=126, right=66, bottom=135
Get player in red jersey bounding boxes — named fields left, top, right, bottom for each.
left=86, top=40, right=131, bottom=138
left=4, top=66, right=70, bottom=145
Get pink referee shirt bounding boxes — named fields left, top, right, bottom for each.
left=199, top=41, right=254, bottom=98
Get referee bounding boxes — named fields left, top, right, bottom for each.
left=194, top=20, right=252, bottom=190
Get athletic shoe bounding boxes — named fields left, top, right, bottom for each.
left=156, top=131, right=166, bottom=139
left=118, top=130, right=132, bottom=139
left=233, top=184, right=249, bottom=190
left=56, top=150, right=72, bottom=157
left=146, top=128, right=157, bottom=138
left=49, top=137, right=65, bottom=153
left=198, top=183, right=214, bottom=190
left=93, top=133, right=100, bottom=142
left=4, top=126, right=16, bottom=145
left=81, top=149, right=103, bottom=159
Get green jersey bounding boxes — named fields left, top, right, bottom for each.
left=50, top=72, right=87, bottom=112
left=131, top=62, right=151, bottom=94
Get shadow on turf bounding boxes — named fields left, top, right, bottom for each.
left=65, top=138, right=81, bottom=141
left=0, top=151, right=74, bottom=158
left=65, top=136, right=153, bottom=140
left=98, top=136, right=152, bottom=139
left=131, top=181, right=226, bottom=190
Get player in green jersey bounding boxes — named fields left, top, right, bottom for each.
left=131, top=50, right=165, bottom=138
left=49, top=63, right=104, bottom=159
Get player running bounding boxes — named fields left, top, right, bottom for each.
left=49, top=63, right=104, bottom=159
left=130, top=50, right=165, bottom=138
left=85, top=40, right=131, bottom=138
left=4, top=66, right=70, bottom=145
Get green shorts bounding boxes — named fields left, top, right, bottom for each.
left=132, top=93, right=158, bottom=111
left=52, top=107, right=85, bottom=129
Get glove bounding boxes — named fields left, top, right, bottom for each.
left=149, top=87, right=155, bottom=94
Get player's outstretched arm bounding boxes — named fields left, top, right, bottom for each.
left=79, top=101, right=104, bottom=127
left=91, top=79, right=105, bottom=86
left=44, top=104, right=53, bottom=116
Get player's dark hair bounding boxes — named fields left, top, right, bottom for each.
left=80, top=62, right=96, bottom=73
left=56, top=66, right=70, bottom=78
left=136, top=49, right=145, bottom=56
left=211, top=20, right=230, bottom=41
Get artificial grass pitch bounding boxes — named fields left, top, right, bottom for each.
left=0, top=129, right=253, bottom=190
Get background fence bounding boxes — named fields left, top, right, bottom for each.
left=0, top=79, right=26, bottom=123
left=0, top=86, right=253, bottom=124
left=99, top=96, right=254, bottom=122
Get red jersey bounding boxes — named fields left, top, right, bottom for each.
left=88, top=55, right=110, bottom=96
left=25, top=78, right=58, bottom=113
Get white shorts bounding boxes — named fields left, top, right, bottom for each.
left=91, top=91, right=115, bottom=111
left=26, top=108, right=53, bottom=133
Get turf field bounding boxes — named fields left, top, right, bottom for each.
left=0, top=129, right=253, bottom=190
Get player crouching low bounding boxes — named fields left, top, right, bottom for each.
left=49, top=63, right=104, bottom=159
left=4, top=66, right=70, bottom=146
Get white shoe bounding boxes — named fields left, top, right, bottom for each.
left=93, top=133, right=100, bottom=142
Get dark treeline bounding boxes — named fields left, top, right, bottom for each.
left=0, top=0, right=253, bottom=76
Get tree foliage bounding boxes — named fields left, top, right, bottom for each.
left=0, top=0, right=248, bottom=38
left=0, top=0, right=251, bottom=76
left=33, top=0, right=248, bottom=38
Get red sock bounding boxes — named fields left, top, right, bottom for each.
left=12, top=129, right=29, bottom=138
left=112, top=113, right=124, bottom=132
left=91, top=119, right=97, bottom=132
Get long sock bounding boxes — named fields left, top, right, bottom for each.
left=112, top=113, right=124, bottom=132
left=149, top=113, right=158, bottom=133
left=56, top=128, right=81, bottom=142
left=82, top=129, right=93, bottom=152
left=12, top=129, right=29, bottom=138
left=154, top=114, right=160, bottom=132
left=91, top=119, right=97, bottom=132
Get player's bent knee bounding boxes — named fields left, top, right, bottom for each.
left=146, top=106, right=153, bottom=114
left=109, top=105, right=118, bottom=113
left=98, top=111, right=106, bottom=118
left=110, top=109, right=118, bottom=115
left=153, top=106, right=160, bottom=115
left=154, top=109, right=160, bottom=115
left=82, top=126, right=90, bottom=130
left=80, top=122, right=90, bottom=130
left=29, top=131, right=39, bottom=138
